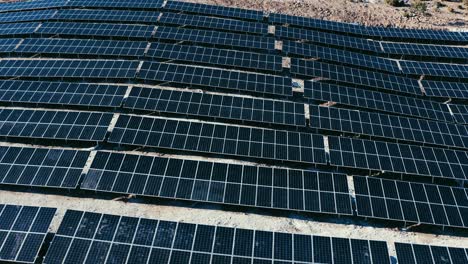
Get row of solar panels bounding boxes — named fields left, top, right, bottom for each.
left=0, top=0, right=467, bottom=45
left=1, top=204, right=467, bottom=264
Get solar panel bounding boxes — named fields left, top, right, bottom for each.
left=422, top=80, right=468, bottom=99
left=164, top=0, right=264, bottom=21
left=395, top=242, right=468, bottom=264
left=450, top=104, right=468, bottom=124
left=381, top=41, right=468, bottom=60
left=0, top=59, right=138, bottom=79
left=400, top=60, right=468, bottom=78
left=109, top=115, right=327, bottom=164
left=158, top=13, right=268, bottom=35
left=304, top=82, right=454, bottom=122
left=154, top=26, right=275, bottom=51
left=146, top=42, right=282, bottom=72
left=354, top=176, right=468, bottom=229
left=0, top=0, right=65, bottom=13
left=138, top=62, right=292, bottom=96
left=0, top=22, right=39, bottom=36
left=292, top=59, right=421, bottom=95
left=124, top=87, right=305, bottom=126
left=44, top=209, right=391, bottom=264
left=16, top=38, right=147, bottom=57
left=0, top=108, right=113, bottom=142
left=0, top=80, right=127, bottom=107
left=0, top=9, right=55, bottom=23
left=367, top=26, right=466, bottom=43
left=53, top=9, right=160, bottom=24
left=275, top=26, right=382, bottom=52
left=0, top=204, right=56, bottom=263
left=37, top=22, right=155, bottom=39
left=309, top=105, right=468, bottom=149
left=82, top=151, right=352, bottom=215
left=0, top=38, right=21, bottom=53
left=67, top=0, right=164, bottom=9
left=283, top=41, right=401, bottom=73
left=328, top=136, right=468, bottom=181
left=0, top=146, right=90, bottom=188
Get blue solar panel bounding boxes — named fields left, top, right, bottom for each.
left=37, top=22, right=155, bottom=39
left=0, top=22, right=39, bottom=36
left=0, top=0, right=65, bottom=13
left=0, top=38, right=21, bottom=53
left=422, top=80, right=468, bottom=99
left=400, top=60, right=468, bottom=79
left=67, top=0, right=164, bottom=9
left=0, top=9, right=55, bottom=23
left=53, top=9, right=160, bottom=24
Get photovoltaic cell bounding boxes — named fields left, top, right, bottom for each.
left=366, top=26, right=467, bottom=43
left=381, top=41, right=468, bottom=60
left=158, top=13, right=267, bottom=34
left=395, top=242, right=468, bottom=264
left=53, top=9, right=160, bottom=24
left=309, top=105, right=468, bottom=149
left=0, top=204, right=56, bottom=263
left=0, top=59, right=138, bottom=79
left=82, top=151, right=352, bottom=215
left=153, top=26, right=275, bottom=51
left=422, top=80, right=468, bottom=99
left=328, top=136, right=468, bottom=181
left=304, top=82, right=454, bottom=122
left=354, top=176, right=468, bottom=229
left=0, top=0, right=65, bottom=13
left=164, top=0, right=264, bottom=21
left=292, top=59, right=421, bottom=95
left=37, top=22, right=155, bottom=39
left=44, top=209, right=391, bottom=264
left=146, top=42, right=282, bottom=72
left=0, top=146, right=89, bottom=188
left=67, top=0, right=164, bottom=9
left=124, top=87, right=305, bottom=126
left=138, top=62, right=292, bottom=96
left=0, top=22, right=39, bottom=36
left=0, top=38, right=21, bottom=53
left=108, top=115, right=326, bottom=164
left=450, top=104, right=468, bottom=124
left=400, top=60, right=468, bottom=78
left=0, top=80, right=127, bottom=107
left=283, top=41, right=401, bottom=73
left=16, top=38, right=147, bottom=57
left=0, top=108, right=113, bottom=142
left=0, top=9, right=55, bottom=23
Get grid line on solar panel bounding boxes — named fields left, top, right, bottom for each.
left=304, top=82, right=455, bottom=123
left=366, top=27, right=467, bottom=43
left=108, top=115, right=327, bottom=164
left=67, top=0, right=164, bottom=9
left=0, top=22, right=39, bottom=36
left=0, top=146, right=90, bottom=188
left=16, top=38, right=148, bottom=57
left=395, top=242, right=468, bottom=264
left=81, top=151, right=352, bottom=215
left=164, top=1, right=264, bottom=21
left=0, top=59, right=139, bottom=79
left=52, top=9, right=160, bottom=24
left=44, top=209, right=391, bottom=264
left=354, top=176, right=468, bottom=229
left=275, top=26, right=382, bottom=52
left=292, top=59, right=421, bottom=95
left=400, top=60, right=468, bottom=78
left=422, top=80, right=468, bottom=99
left=153, top=26, right=275, bottom=51
left=37, top=22, right=155, bottom=39
left=309, top=105, right=468, bottom=149
left=138, top=62, right=292, bottom=96
left=283, top=41, right=401, bottom=73
left=146, top=42, right=282, bottom=72
left=0, top=9, right=55, bottom=23
left=381, top=41, right=468, bottom=60
left=0, top=38, right=21, bottom=53
left=449, top=104, right=468, bottom=125
left=124, top=87, right=305, bottom=126
left=0, top=0, right=65, bottom=13
left=0, top=108, right=113, bottom=142
left=328, top=136, right=468, bottom=181
left=158, top=13, right=268, bottom=35
left=0, top=204, right=56, bottom=263
left=0, top=80, right=127, bottom=107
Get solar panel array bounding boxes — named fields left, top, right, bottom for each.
left=0, top=0, right=466, bottom=262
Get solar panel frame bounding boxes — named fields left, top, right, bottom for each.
left=44, top=209, right=391, bottom=264
left=354, top=176, right=468, bottom=229
left=395, top=243, right=468, bottom=264
left=422, top=80, right=468, bottom=99
left=82, top=151, right=352, bottom=215
left=53, top=9, right=160, bottom=24
left=0, top=108, right=113, bottom=142
left=400, top=60, right=468, bottom=78
left=124, top=87, right=305, bottom=127
left=108, top=115, right=327, bottom=164
left=0, top=204, right=56, bottom=263
left=0, top=9, right=55, bottom=23
left=37, top=22, right=155, bottom=39
left=0, top=80, right=127, bottom=108
left=0, top=146, right=90, bottom=188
